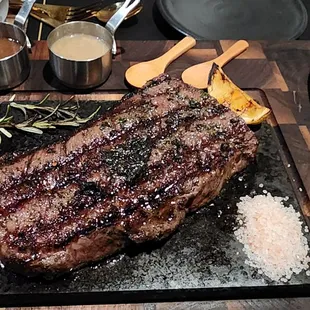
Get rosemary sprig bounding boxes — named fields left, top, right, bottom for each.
left=0, top=95, right=101, bottom=144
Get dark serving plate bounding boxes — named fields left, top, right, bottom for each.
left=0, top=93, right=310, bottom=307
left=156, top=0, right=308, bottom=40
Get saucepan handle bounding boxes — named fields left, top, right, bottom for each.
left=14, top=0, right=36, bottom=30
left=105, top=0, right=140, bottom=54
left=105, top=0, right=141, bottom=36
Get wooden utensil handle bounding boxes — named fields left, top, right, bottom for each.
left=159, top=36, right=196, bottom=68
left=215, top=40, right=249, bottom=67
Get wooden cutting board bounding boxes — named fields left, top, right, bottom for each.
left=13, top=40, right=281, bottom=92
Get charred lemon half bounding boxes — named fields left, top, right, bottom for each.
left=207, top=63, right=271, bottom=125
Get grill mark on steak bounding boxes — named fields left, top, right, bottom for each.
left=0, top=76, right=193, bottom=190
left=9, top=163, right=193, bottom=252
left=2, top=120, right=205, bottom=248
left=0, top=101, right=138, bottom=190
left=0, top=126, right=203, bottom=249
left=0, top=92, right=147, bottom=190
left=10, top=150, right=245, bottom=252
left=7, top=147, right=248, bottom=256
left=0, top=74, right=258, bottom=274
left=6, top=101, right=232, bottom=223
left=4, top=110, right=254, bottom=253
left=0, top=81, right=202, bottom=188
left=0, top=94, right=223, bottom=214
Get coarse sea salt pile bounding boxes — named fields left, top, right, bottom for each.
left=234, top=193, right=310, bottom=282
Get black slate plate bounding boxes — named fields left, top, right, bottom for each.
left=156, top=0, right=308, bottom=40
left=0, top=98, right=310, bottom=307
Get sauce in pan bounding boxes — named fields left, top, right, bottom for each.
left=0, top=37, right=22, bottom=59
left=51, top=34, right=110, bottom=61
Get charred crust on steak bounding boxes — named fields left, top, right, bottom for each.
left=102, top=137, right=152, bottom=185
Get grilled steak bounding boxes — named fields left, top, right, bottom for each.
left=0, top=74, right=258, bottom=275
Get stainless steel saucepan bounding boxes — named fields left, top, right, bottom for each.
left=0, top=0, right=35, bottom=90
left=47, top=0, right=140, bottom=89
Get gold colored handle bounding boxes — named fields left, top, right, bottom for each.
left=10, top=1, right=47, bottom=11
left=31, top=4, right=50, bottom=15
left=158, top=36, right=196, bottom=69
left=215, top=40, right=249, bottom=67
left=10, top=2, right=52, bottom=16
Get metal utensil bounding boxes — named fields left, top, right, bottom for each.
left=105, top=0, right=139, bottom=55
left=10, top=0, right=142, bottom=25
left=10, top=1, right=104, bottom=23
left=96, top=1, right=142, bottom=23
left=0, top=0, right=9, bottom=22
left=13, top=0, right=35, bottom=29
left=0, top=0, right=35, bottom=90
left=28, top=10, right=62, bottom=28
left=65, top=1, right=108, bottom=22
left=14, top=0, right=35, bottom=48
left=47, top=0, right=140, bottom=89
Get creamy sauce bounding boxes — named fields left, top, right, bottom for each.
left=0, top=37, right=22, bottom=59
left=51, top=34, right=109, bottom=61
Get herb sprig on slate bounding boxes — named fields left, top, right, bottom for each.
left=0, top=94, right=101, bottom=144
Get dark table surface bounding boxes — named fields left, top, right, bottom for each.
left=301, top=0, right=310, bottom=39
left=26, top=0, right=310, bottom=41
left=27, top=0, right=181, bottom=41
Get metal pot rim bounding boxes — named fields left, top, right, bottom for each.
left=47, top=21, right=113, bottom=63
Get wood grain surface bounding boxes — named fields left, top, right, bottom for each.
left=2, top=40, right=310, bottom=309
left=4, top=298, right=310, bottom=310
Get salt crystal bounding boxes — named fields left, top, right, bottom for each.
left=288, top=164, right=291, bottom=168
left=259, top=183, right=264, bottom=188
left=234, top=194, right=310, bottom=282
left=299, top=188, right=303, bottom=192
left=263, top=190, right=268, bottom=194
